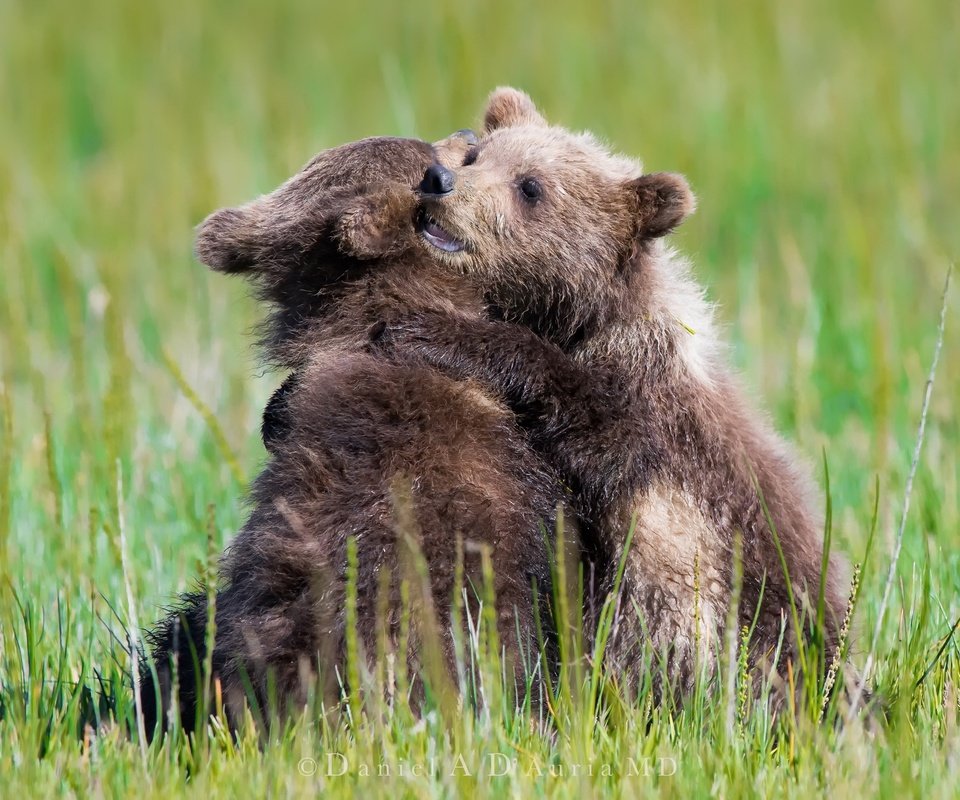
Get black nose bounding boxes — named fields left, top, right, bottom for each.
left=420, top=164, right=455, bottom=195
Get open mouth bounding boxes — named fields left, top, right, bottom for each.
left=416, top=210, right=466, bottom=253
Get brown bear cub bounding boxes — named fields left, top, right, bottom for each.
left=380, top=88, right=849, bottom=703
left=140, top=134, right=567, bottom=737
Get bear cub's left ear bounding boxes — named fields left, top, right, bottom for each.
left=334, top=186, right=417, bottom=260
left=631, top=172, right=696, bottom=239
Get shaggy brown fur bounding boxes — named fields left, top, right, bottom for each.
left=380, top=88, right=849, bottom=701
left=140, top=134, right=567, bottom=737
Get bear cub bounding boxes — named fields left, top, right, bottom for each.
left=141, top=133, right=568, bottom=736
left=379, top=88, right=851, bottom=704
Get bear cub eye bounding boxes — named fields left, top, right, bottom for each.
left=518, top=177, right=543, bottom=203
left=462, top=148, right=478, bottom=167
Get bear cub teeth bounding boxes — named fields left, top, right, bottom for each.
left=417, top=210, right=465, bottom=253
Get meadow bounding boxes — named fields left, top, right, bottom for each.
left=1, top=0, right=958, bottom=796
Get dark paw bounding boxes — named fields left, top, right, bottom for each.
left=367, top=319, right=388, bottom=343
left=261, top=371, right=300, bottom=453
left=366, top=314, right=436, bottom=355
left=366, top=319, right=404, bottom=356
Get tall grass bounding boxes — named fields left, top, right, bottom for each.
left=1, top=0, right=958, bottom=795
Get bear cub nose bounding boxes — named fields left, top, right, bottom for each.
left=420, top=164, right=456, bottom=196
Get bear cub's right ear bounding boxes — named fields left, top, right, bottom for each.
left=333, top=186, right=419, bottom=261
left=631, top=172, right=697, bottom=239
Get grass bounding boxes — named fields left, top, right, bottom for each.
left=1, top=0, right=958, bottom=795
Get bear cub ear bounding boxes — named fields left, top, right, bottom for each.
left=483, top=87, right=547, bottom=133
left=631, top=172, right=697, bottom=239
left=334, top=186, right=416, bottom=260
left=195, top=205, right=264, bottom=274
left=195, top=194, right=328, bottom=276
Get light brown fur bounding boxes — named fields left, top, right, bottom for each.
left=384, top=88, right=849, bottom=703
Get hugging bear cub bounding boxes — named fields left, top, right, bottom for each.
left=141, top=132, right=568, bottom=737
left=388, top=87, right=847, bottom=702
left=143, top=88, right=849, bottom=734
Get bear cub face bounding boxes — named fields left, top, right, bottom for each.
left=413, top=88, right=696, bottom=339
left=194, top=131, right=479, bottom=366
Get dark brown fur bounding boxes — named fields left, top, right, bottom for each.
left=141, top=135, right=567, bottom=737
left=379, top=89, right=849, bottom=703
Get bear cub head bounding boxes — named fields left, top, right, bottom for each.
left=194, top=131, right=478, bottom=366
left=414, top=87, right=697, bottom=344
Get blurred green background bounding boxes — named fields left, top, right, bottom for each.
left=0, top=0, right=957, bottom=621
